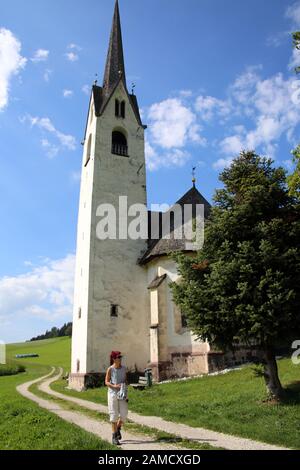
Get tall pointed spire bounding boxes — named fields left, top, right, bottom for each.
left=103, top=0, right=126, bottom=95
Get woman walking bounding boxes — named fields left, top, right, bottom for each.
left=105, top=351, right=128, bottom=445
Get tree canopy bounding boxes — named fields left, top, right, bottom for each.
left=171, top=152, right=300, bottom=399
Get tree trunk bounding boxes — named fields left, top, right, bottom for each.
left=263, top=348, right=284, bottom=400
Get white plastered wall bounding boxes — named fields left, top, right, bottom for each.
left=72, top=81, right=150, bottom=375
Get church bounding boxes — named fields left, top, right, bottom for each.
left=69, top=0, right=222, bottom=391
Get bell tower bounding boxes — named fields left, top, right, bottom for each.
left=69, top=0, right=149, bottom=390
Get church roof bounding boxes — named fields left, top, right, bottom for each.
left=147, top=274, right=167, bottom=290
left=103, top=0, right=126, bottom=96
left=91, top=84, right=143, bottom=126
left=138, top=186, right=211, bottom=265
left=82, top=0, right=143, bottom=139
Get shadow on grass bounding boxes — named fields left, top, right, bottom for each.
left=283, top=381, right=300, bottom=405
left=156, top=436, right=217, bottom=444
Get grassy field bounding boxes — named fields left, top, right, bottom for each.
left=2, top=337, right=300, bottom=449
left=7, top=336, right=72, bottom=370
left=36, top=337, right=300, bottom=450
left=0, top=338, right=114, bottom=450
left=29, top=378, right=220, bottom=450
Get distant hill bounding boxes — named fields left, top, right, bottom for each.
left=29, top=322, right=72, bottom=342
left=7, top=336, right=71, bottom=375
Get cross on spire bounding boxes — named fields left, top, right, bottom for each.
left=192, top=166, right=196, bottom=188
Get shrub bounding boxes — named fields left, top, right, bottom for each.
left=0, top=363, right=26, bottom=376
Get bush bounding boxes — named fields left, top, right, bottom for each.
left=0, top=363, right=26, bottom=376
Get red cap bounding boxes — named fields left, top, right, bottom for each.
left=111, top=351, right=122, bottom=360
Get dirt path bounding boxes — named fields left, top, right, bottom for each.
left=37, top=368, right=288, bottom=451
left=16, top=369, right=188, bottom=450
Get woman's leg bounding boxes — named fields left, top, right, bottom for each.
left=117, top=400, right=128, bottom=435
left=112, top=422, right=118, bottom=433
left=108, top=394, right=120, bottom=444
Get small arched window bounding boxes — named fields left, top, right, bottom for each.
left=76, top=359, right=80, bottom=373
left=110, top=304, right=118, bottom=317
left=115, top=99, right=120, bottom=117
left=121, top=101, right=125, bottom=119
left=85, top=134, right=92, bottom=166
left=112, top=130, right=128, bottom=156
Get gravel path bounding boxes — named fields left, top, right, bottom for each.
left=38, top=368, right=289, bottom=451
left=16, top=369, right=188, bottom=451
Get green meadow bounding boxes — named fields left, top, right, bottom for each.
left=0, top=337, right=114, bottom=450
left=1, top=337, right=300, bottom=449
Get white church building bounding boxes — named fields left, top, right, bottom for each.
left=69, top=0, right=223, bottom=390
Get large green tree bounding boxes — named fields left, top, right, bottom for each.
left=292, top=31, right=300, bottom=74
left=171, top=152, right=300, bottom=400
left=287, top=145, right=300, bottom=197
left=287, top=32, right=300, bottom=196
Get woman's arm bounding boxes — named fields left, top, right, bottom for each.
left=105, top=367, right=120, bottom=390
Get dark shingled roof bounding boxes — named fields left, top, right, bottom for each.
left=147, top=274, right=167, bottom=290
left=103, top=0, right=126, bottom=95
left=92, top=84, right=143, bottom=126
left=82, top=1, right=144, bottom=138
left=138, top=186, right=211, bottom=265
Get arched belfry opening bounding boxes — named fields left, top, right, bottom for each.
left=120, top=101, right=125, bottom=118
left=115, top=99, right=125, bottom=119
left=112, top=129, right=128, bottom=156
left=115, top=99, right=120, bottom=117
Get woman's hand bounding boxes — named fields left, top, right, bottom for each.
left=114, top=384, right=121, bottom=390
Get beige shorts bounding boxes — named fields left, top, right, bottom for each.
left=108, top=393, right=128, bottom=423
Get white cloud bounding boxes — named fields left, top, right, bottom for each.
left=0, top=28, right=27, bottom=110
left=63, top=89, right=73, bottom=98
left=213, top=157, right=234, bottom=171
left=0, top=254, right=75, bottom=322
left=145, top=141, right=160, bottom=171
left=289, top=47, right=300, bottom=70
left=145, top=65, right=300, bottom=172
left=67, top=43, right=82, bottom=51
left=65, top=52, right=79, bottom=62
left=145, top=97, right=206, bottom=171
left=70, top=170, right=81, bottom=183
left=40, top=138, right=59, bottom=159
left=145, top=141, right=190, bottom=171
left=179, top=90, right=193, bottom=98
left=218, top=70, right=300, bottom=165
left=195, top=95, right=231, bottom=121
left=230, top=66, right=261, bottom=106
left=31, top=116, right=76, bottom=150
left=266, top=31, right=289, bottom=48
left=219, top=135, right=244, bottom=156
left=285, top=1, right=300, bottom=28
left=31, top=49, right=49, bottom=63
left=21, top=114, right=77, bottom=154
left=148, top=98, right=203, bottom=149
left=282, top=159, right=295, bottom=171
left=165, top=148, right=190, bottom=167
left=43, top=69, right=52, bottom=82
left=82, top=84, right=90, bottom=95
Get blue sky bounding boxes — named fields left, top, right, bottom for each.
left=0, top=0, right=300, bottom=343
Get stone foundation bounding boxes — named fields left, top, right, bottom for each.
left=208, top=348, right=264, bottom=372
left=150, top=352, right=209, bottom=381
left=68, top=373, right=105, bottom=391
